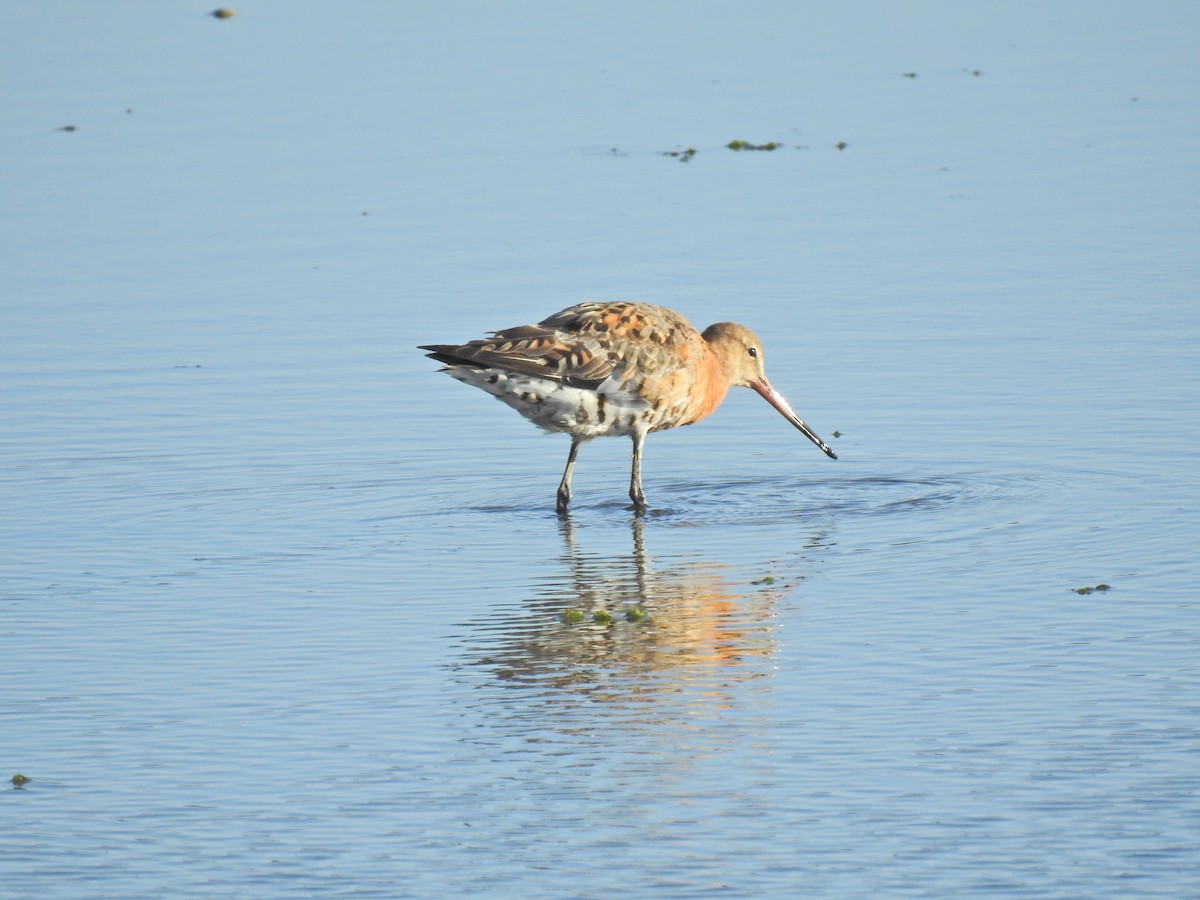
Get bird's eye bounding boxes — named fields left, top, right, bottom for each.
left=747, top=347, right=758, bottom=359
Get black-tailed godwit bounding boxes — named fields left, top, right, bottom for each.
left=420, top=301, right=836, bottom=514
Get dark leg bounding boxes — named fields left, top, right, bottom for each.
left=557, top=437, right=582, bottom=516
left=629, top=430, right=647, bottom=514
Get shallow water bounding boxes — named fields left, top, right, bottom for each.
left=3, top=3, right=1199, bottom=897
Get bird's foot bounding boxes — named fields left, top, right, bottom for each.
left=629, top=490, right=647, bottom=517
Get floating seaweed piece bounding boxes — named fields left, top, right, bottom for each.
left=727, top=140, right=781, bottom=152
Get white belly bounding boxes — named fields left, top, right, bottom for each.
left=446, top=367, right=652, bottom=437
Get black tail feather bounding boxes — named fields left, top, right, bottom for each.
left=418, top=344, right=487, bottom=368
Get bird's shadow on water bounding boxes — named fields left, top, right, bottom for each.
left=447, top=514, right=820, bottom=720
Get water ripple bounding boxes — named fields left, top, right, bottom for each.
left=413, top=467, right=1090, bottom=527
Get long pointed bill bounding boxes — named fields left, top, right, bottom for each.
left=752, top=378, right=838, bottom=459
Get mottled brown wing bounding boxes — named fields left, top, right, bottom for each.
left=537, top=301, right=705, bottom=387
left=422, top=301, right=704, bottom=392
left=538, top=301, right=691, bottom=344
left=419, top=322, right=615, bottom=390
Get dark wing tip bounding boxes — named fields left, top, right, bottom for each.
left=419, top=344, right=478, bottom=367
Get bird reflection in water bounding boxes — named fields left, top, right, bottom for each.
left=456, top=517, right=800, bottom=712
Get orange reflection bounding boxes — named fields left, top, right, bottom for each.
left=461, top=517, right=795, bottom=707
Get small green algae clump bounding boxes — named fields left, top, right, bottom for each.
left=593, top=610, right=614, bottom=626
left=561, top=608, right=585, bottom=624
left=11, top=774, right=31, bottom=787
left=625, top=606, right=647, bottom=622
left=727, top=140, right=781, bottom=151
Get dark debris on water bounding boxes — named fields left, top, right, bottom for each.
left=660, top=146, right=697, bottom=162
left=727, top=139, right=781, bottom=151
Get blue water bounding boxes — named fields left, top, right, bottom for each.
left=3, top=3, right=1198, bottom=897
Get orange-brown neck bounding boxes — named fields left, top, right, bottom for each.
left=688, top=340, right=733, bottom=423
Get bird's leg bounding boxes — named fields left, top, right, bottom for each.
left=629, top=430, right=648, bottom=515
left=557, top=437, right=582, bottom=516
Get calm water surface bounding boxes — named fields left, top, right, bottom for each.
left=3, top=3, right=1198, bottom=897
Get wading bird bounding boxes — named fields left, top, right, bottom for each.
left=420, top=301, right=836, bottom=514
